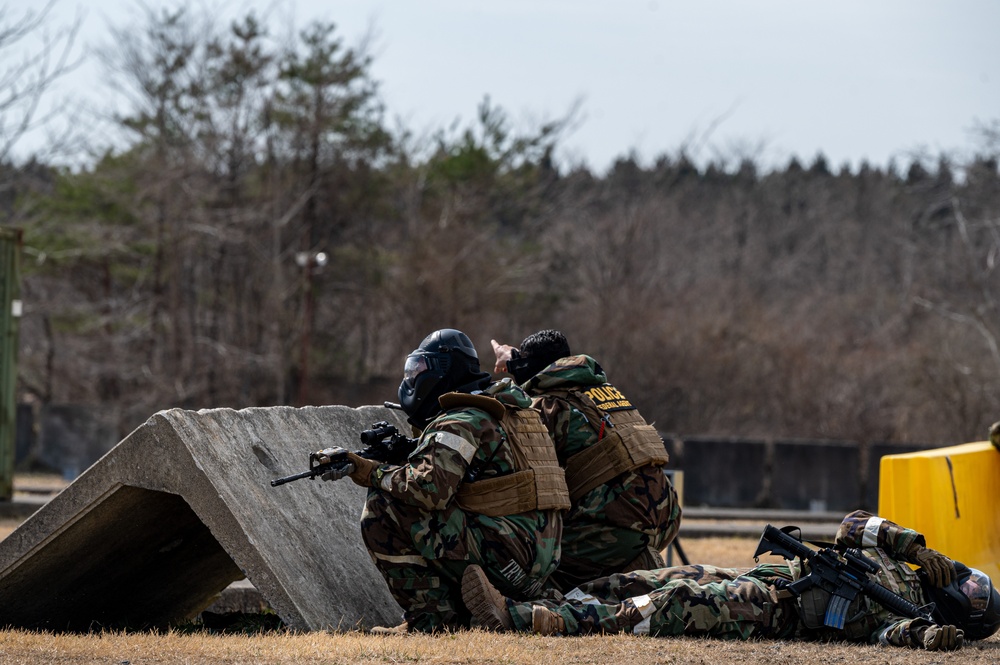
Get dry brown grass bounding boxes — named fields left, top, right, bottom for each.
left=678, top=536, right=759, bottom=569
left=1, top=625, right=998, bottom=665
left=2, top=533, right=998, bottom=664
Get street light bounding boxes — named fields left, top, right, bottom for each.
left=295, top=251, right=328, bottom=269
left=295, top=250, right=327, bottom=406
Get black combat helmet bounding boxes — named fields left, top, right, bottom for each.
left=397, top=329, right=491, bottom=430
left=922, top=562, right=1000, bottom=641
left=507, top=329, right=571, bottom=385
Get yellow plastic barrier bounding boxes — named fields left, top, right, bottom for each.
left=879, top=441, right=1000, bottom=579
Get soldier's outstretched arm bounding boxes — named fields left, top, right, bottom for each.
left=836, top=510, right=924, bottom=555
left=835, top=511, right=955, bottom=586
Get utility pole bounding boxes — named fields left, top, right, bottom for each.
left=0, top=228, right=22, bottom=501
left=295, top=250, right=327, bottom=406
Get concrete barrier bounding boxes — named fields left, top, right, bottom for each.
left=879, top=441, right=1000, bottom=579
left=667, top=437, right=769, bottom=507
left=0, top=404, right=407, bottom=632
left=667, top=436, right=937, bottom=511
left=771, top=439, right=859, bottom=512
left=865, top=442, right=939, bottom=510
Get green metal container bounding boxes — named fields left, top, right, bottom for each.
left=0, top=227, right=22, bottom=501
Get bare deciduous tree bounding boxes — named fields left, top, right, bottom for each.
left=0, top=0, right=84, bottom=167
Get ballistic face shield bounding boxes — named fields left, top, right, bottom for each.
left=924, top=562, right=1000, bottom=640
left=398, top=329, right=487, bottom=430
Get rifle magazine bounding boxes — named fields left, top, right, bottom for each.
left=824, top=594, right=851, bottom=629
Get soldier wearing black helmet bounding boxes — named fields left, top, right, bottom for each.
left=328, top=328, right=570, bottom=633
left=921, top=561, right=1000, bottom=641
left=491, top=329, right=681, bottom=590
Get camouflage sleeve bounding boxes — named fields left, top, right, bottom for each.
left=835, top=510, right=925, bottom=557
left=533, top=395, right=574, bottom=456
left=371, top=414, right=480, bottom=511
left=875, top=616, right=931, bottom=648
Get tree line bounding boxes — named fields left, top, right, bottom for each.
left=4, top=5, right=1000, bottom=446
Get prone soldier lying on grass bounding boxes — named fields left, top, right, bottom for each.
left=462, top=510, right=1000, bottom=651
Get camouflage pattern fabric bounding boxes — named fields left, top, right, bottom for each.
left=359, top=379, right=562, bottom=632
left=506, top=512, right=939, bottom=648
left=835, top=509, right=925, bottom=555
left=507, top=563, right=797, bottom=638
left=522, top=354, right=681, bottom=590
left=819, top=510, right=935, bottom=646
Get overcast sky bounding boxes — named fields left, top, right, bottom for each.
left=25, top=0, right=1000, bottom=173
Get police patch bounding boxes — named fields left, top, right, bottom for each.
left=583, top=384, right=635, bottom=412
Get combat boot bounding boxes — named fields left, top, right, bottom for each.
left=461, top=564, right=513, bottom=631
left=370, top=621, right=409, bottom=634
left=531, top=605, right=565, bottom=635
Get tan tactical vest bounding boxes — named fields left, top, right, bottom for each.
left=794, top=548, right=923, bottom=642
left=543, top=384, right=670, bottom=501
left=437, top=392, right=571, bottom=517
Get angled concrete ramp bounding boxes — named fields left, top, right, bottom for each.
left=0, top=405, right=407, bottom=632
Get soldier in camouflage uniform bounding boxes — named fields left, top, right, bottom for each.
left=462, top=510, right=1000, bottom=651
left=321, top=329, right=569, bottom=633
left=492, top=330, right=681, bottom=590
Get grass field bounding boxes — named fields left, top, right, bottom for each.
left=2, top=479, right=998, bottom=663
left=1, top=535, right=998, bottom=664
left=2, top=627, right=999, bottom=665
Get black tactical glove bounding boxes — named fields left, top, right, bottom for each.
left=916, top=623, right=964, bottom=651
left=310, top=447, right=351, bottom=479
left=319, top=462, right=355, bottom=482
left=905, top=543, right=955, bottom=587
left=311, top=447, right=378, bottom=487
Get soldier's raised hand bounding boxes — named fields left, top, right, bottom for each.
left=491, top=339, right=516, bottom=374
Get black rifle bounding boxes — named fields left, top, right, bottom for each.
left=356, top=420, right=417, bottom=465
left=270, top=449, right=351, bottom=487
left=754, top=524, right=935, bottom=629
left=270, top=419, right=417, bottom=487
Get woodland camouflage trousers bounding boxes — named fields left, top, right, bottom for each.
left=360, top=490, right=559, bottom=632
left=507, top=563, right=801, bottom=638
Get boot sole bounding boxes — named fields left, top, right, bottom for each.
left=462, top=565, right=513, bottom=631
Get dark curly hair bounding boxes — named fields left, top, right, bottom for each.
left=519, top=329, right=571, bottom=365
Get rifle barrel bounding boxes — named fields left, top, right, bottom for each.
left=860, top=575, right=930, bottom=621
left=270, top=469, right=316, bottom=487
